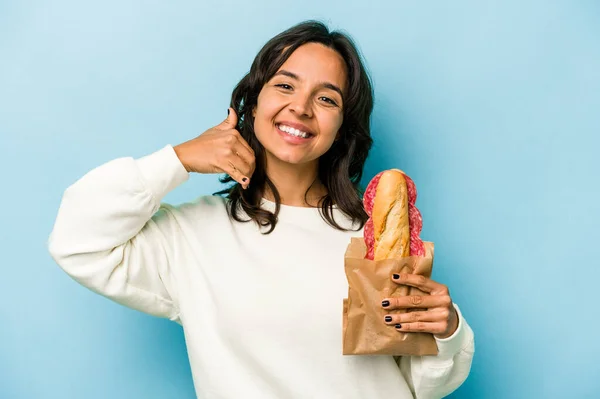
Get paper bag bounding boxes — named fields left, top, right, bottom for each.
left=342, top=237, right=439, bottom=356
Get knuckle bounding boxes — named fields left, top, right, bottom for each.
left=409, top=295, right=423, bottom=306
left=440, top=309, right=450, bottom=319
left=440, top=322, right=449, bottom=333
left=441, top=295, right=452, bottom=307
left=409, top=312, right=420, bottom=322
left=416, top=275, right=427, bottom=286
left=416, top=322, right=425, bottom=331
left=225, top=134, right=237, bottom=145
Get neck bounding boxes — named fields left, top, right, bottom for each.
left=261, top=156, right=327, bottom=207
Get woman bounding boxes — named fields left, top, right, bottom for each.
left=49, top=20, right=474, bottom=398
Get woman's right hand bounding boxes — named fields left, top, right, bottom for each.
left=174, top=108, right=256, bottom=189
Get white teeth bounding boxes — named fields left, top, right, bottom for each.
left=278, top=124, right=310, bottom=138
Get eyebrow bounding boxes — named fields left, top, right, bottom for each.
left=273, top=70, right=344, bottom=99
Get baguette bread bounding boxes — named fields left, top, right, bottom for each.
left=363, top=169, right=425, bottom=260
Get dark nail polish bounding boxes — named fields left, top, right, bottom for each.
left=393, top=273, right=400, bottom=279
left=227, top=108, right=230, bottom=115
left=395, top=324, right=402, bottom=329
left=382, top=300, right=390, bottom=307
left=385, top=316, right=392, bottom=322
left=242, top=177, right=248, bottom=182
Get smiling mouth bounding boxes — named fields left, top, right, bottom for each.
left=275, top=123, right=314, bottom=139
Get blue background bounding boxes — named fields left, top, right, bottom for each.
left=1, top=1, right=599, bottom=398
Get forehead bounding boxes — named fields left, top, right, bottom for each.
left=277, top=43, right=347, bottom=92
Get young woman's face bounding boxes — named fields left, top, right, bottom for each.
left=252, top=42, right=347, bottom=167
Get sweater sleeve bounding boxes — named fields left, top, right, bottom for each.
left=48, top=145, right=190, bottom=322
left=397, top=304, right=475, bottom=399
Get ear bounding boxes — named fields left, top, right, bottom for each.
left=252, top=106, right=256, bottom=118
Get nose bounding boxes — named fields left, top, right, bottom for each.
left=289, top=92, right=313, bottom=118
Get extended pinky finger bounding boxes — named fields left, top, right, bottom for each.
left=394, top=322, right=446, bottom=335
left=226, top=160, right=250, bottom=188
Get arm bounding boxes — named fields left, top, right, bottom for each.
left=397, top=304, right=475, bottom=399
left=48, top=145, right=189, bottom=321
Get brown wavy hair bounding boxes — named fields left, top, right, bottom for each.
left=213, top=20, right=374, bottom=234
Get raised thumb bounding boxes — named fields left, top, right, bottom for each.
left=219, top=107, right=239, bottom=130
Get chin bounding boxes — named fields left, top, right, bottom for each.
left=268, top=150, right=308, bottom=165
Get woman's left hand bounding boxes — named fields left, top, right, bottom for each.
left=381, top=273, right=459, bottom=339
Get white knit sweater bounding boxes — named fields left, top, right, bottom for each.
left=48, top=145, right=474, bottom=399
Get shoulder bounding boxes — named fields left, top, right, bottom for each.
left=157, top=195, right=231, bottom=222
left=141, top=195, right=232, bottom=247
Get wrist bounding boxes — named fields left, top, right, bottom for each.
left=173, top=144, right=191, bottom=172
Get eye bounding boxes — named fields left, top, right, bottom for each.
left=275, top=84, right=293, bottom=90
left=320, top=96, right=338, bottom=106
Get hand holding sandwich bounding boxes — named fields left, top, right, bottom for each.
left=382, top=273, right=459, bottom=339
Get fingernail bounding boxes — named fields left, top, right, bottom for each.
left=381, top=300, right=390, bottom=308
left=395, top=324, right=402, bottom=329
left=242, top=177, right=248, bottom=182
left=227, top=108, right=230, bottom=115
left=393, top=274, right=400, bottom=279
left=384, top=316, right=392, bottom=322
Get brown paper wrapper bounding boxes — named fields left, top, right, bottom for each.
left=342, top=237, right=439, bottom=356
